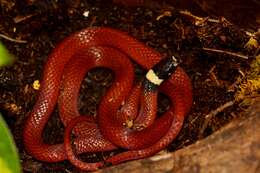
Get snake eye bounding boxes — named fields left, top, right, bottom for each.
left=144, top=56, right=178, bottom=91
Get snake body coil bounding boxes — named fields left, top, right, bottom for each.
left=23, top=27, right=192, bottom=171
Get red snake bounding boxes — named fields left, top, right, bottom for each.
left=23, top=27, right=192, bottom=171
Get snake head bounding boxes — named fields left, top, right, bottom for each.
left=144, top=56, right=178, bottom=91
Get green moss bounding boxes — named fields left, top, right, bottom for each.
left=236, top=55, right=260, bottom=106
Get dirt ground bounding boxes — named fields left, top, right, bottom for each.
left=0, top=0, right=258, bottom=172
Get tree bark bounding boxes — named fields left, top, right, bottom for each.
left=95, top=99, right=260, bottom=173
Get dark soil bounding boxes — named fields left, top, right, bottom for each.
left=0, top=0, right=257, bottom=172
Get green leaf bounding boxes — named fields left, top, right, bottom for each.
left=0, top=158, right=12, bottom=173
left=0, top=42, right=13, bottom=67
left=0, top=113, right=21, bottom=173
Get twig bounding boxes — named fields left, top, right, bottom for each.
left=179, top=10, right=220, bottom=24
left=65, top=169, right=72, bottom=173
left=0, top=33, right=27, bottom=43
left=244, top=29, right=260, bottom=38
left=242, top=94, right=260, bottom=99
left=209, top=65, right=220, bottom=86
left=202, top=47, right=249, bottom=60
left=199, top=100, right=236, bottom=138
left=13, top=14, right=36, bottom=23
